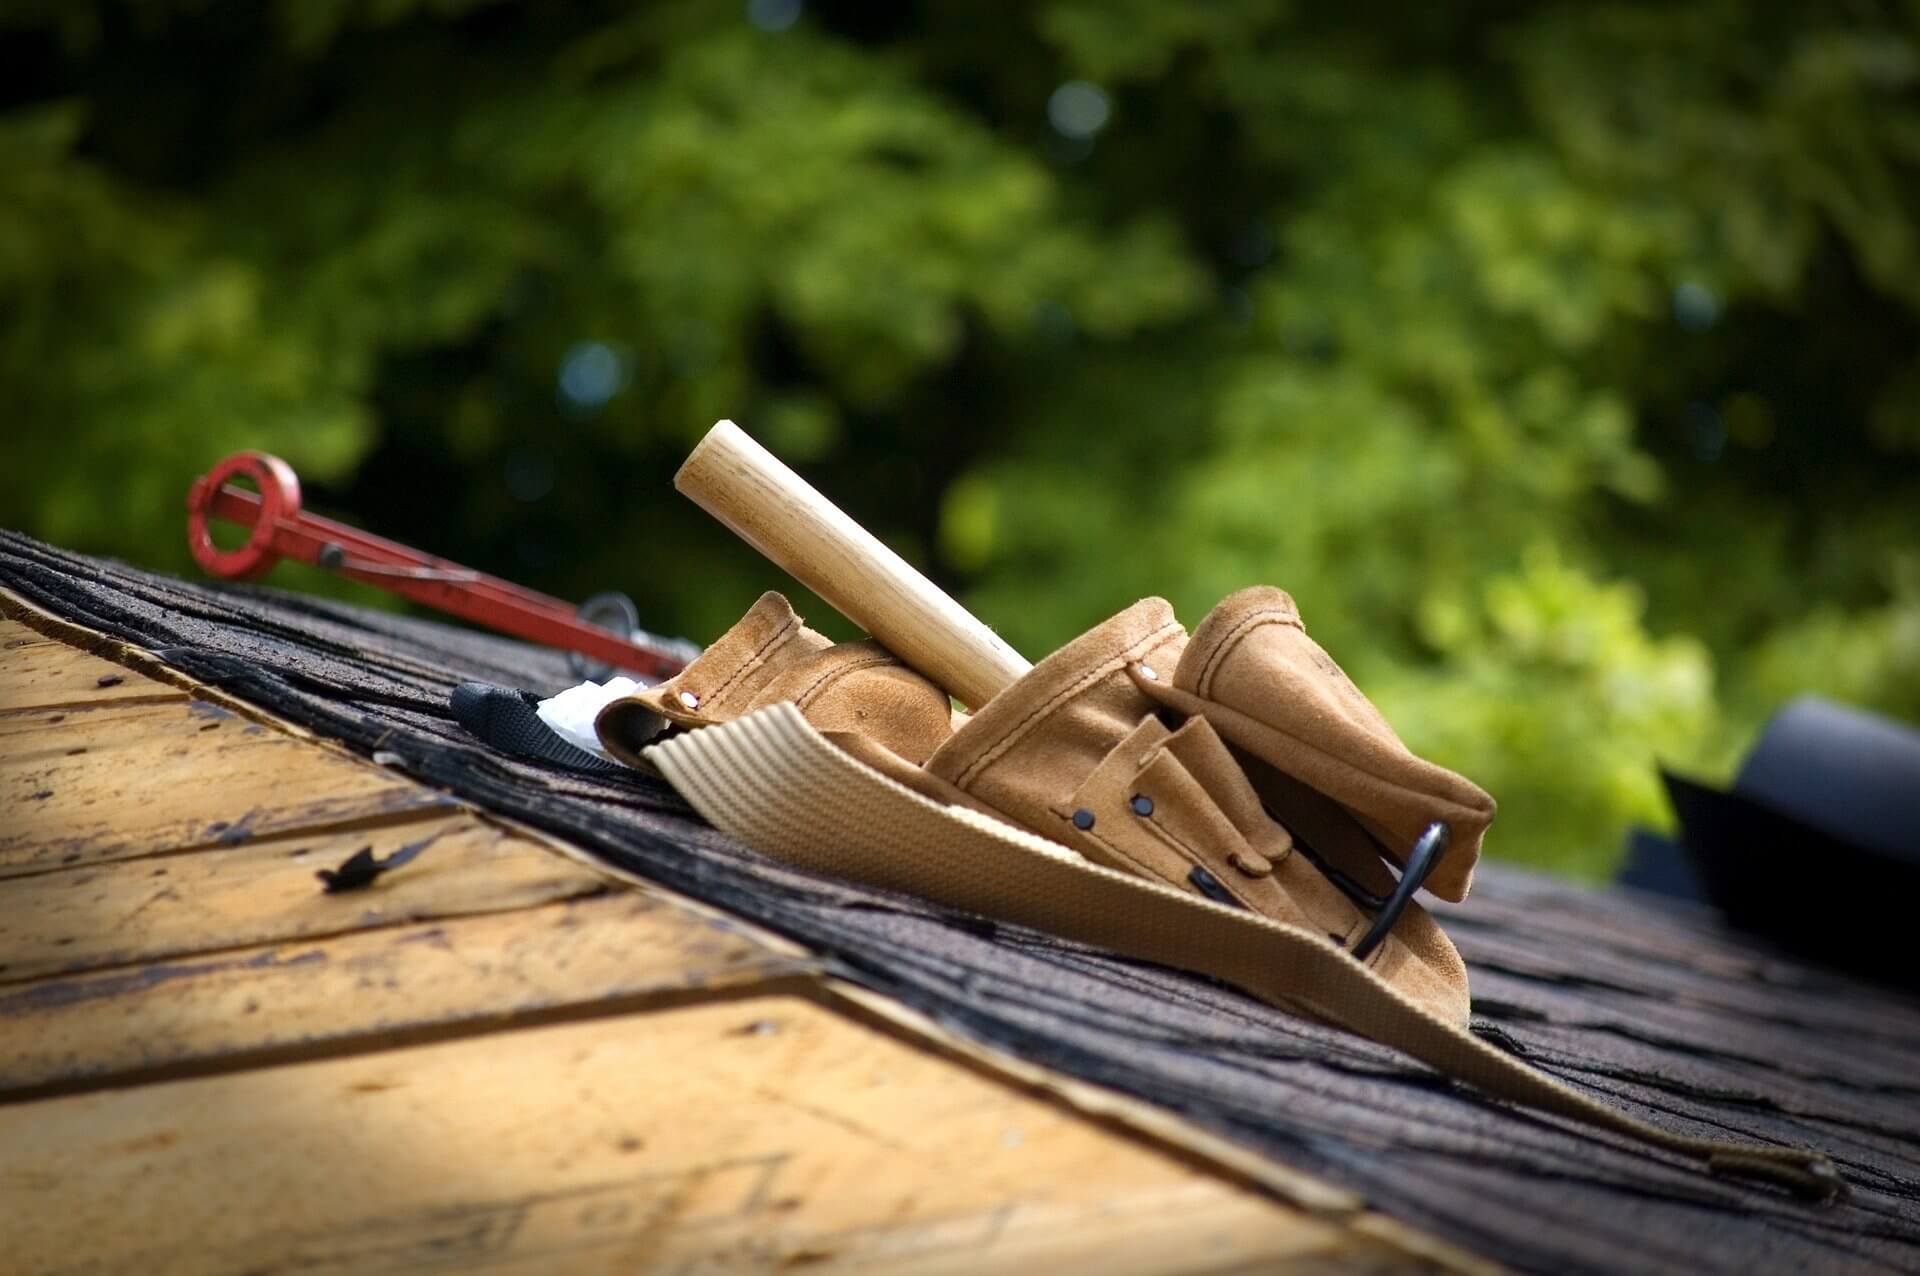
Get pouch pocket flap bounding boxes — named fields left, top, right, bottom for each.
left=1147, top=586, right=1494, bottom=902
left=596, top=590, right=832, bottom=765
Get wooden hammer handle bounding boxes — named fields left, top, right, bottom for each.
left=675, top=420, right=1032, bottom=709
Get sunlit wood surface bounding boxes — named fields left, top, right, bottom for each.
left=0, top=608, right=1464, bottom=1276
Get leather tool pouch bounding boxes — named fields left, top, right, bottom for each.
left=596, top=591, right=954, bottom=770
left=600, top=587, right=1493, bottom=1024
left=602, top=587, right=1844, bottom=1198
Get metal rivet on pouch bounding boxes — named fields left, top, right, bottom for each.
left=678, top=690, right=700, bottom=710
left=1071, top=808, right=1096, bottom=831
left=1130, top=794, right=1154, bottom=817
left=1187, top=866, right=1245, bottom=909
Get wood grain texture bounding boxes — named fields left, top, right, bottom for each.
left=0, top=566, right=1423, bottom=1276
left=0, top=813, right=609, bottom=985
left=7, top=533, right=1681, bottom=1274
left=0, top=994, right=1429, bottom=1276
left=0, top=620, right=188, bottom=714
left=676, top=420, right=1032, bottom=709
left=0, top=892, right=812, bottom=1097
left=0, top=698, right=452, bottom=877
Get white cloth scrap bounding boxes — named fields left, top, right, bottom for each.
left=536, top=677, right=642, bottom=761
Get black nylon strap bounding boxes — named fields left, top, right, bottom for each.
left=449, top=681, right=623, bottom=773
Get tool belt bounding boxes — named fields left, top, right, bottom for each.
left=595, top=587, right=1842, bottom=1200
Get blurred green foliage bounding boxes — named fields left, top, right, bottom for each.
left=3, top=0, right=1917, bottom=875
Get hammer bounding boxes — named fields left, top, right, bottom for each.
left=675, top=420, right=1031, bottom=709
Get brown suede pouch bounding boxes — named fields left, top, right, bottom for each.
left=595, top=591, right=953, bottom=771
left=603, top=589, right=1482, bottom=1021
left=1132, top=587, right=1494, bottom=902
left=924, top=597, right=1468, bottom=1020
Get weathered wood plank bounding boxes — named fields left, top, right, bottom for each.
left=0, top=892, right=810, bottom=1097
left=0, top=699, right=452, bottom=877
left=0, top=995, right=1423, bottom=1276
left=0, top=814, right=611, bottom=985
left=0, top=621, right=188, bottom=714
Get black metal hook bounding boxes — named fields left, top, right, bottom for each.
left=1287, top=820, right=1451, bottom=961
left=1349, top=822, right=1450, bottom=961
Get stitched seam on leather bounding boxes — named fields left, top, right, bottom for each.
left=1190, top=614, right=1489, bottom=832
left=1194, top=608, right=1304, bottom=698
left=788, top=650, right=896, bottom=709
left=1206, top=696, right=1486, bottom=821
left=955, top=620, right=1183, bottom=788
left=705, top=615, right=800, bottom=707
left=1164, top=681, right=1484, bottom=898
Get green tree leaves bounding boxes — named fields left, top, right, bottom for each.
left=2, top=0, right=1915, bottom=873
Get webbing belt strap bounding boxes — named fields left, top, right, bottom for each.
left=648, top=702, right=1844, bottom=1203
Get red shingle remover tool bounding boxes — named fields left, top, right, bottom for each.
left=187, top=450, right=695, bottom=680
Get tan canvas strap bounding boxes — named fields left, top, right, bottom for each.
left=648, top=703, right=1844, bottom=1203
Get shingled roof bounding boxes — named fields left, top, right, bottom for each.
left=4, top=529, right=1918, bottom=1275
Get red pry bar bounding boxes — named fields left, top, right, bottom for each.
left=186, top=450, right=690, bottom=680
